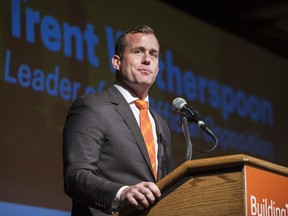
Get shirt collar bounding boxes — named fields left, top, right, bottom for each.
left=114, top=84, right=149, bottom=104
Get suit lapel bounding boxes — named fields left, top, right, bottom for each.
left=150, top=109, right=165, bottom=180
left=107, top=86, right=155, bottom=180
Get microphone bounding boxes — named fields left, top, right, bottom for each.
left=172, top=97, right=218, bottom=144
left=173, top=97, right=205, bottom=127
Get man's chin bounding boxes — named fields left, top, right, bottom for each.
left=137, top=77, right=155, bottom=85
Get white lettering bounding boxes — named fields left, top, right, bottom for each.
left=251, top=196, right=257, bottom=215
left=250, top=195, right=288, bottom=216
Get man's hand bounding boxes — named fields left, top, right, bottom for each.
left=120, top=181, right=161, bottom=210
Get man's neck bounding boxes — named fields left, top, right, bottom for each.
left=115, top=80, right=149, bottom=100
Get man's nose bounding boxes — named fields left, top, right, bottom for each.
left=142, top=52, right=151, bottom=64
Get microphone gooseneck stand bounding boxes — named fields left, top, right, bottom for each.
left=180, top=115, right=218, bottom=161
left=181, top=116, right=193, bottom=161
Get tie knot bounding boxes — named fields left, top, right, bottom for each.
left=135, top=100, right=149, bottom=109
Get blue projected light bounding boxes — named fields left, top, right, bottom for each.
left=0, top=202, right=70, bottom=216
left=3, top=0, right=275, bottom=160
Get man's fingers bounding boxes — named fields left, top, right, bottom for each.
left=126, top=191, right=145, bottom=210
left=120, top=182, right=161, bottom=209
left=138, top=184, right=158, bottom=204
left=143, top=182, right=161, bottom=198
left=129, top=188, right=150, bottom=208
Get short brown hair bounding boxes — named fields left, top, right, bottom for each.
left=115, top=25, right=159, bottom=58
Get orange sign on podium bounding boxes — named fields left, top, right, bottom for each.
left=245, top=165, right=288, bottom=216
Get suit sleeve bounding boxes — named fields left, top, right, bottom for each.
left=63, top=96, right=123, bottom=214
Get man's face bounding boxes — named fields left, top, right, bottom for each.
left=114, top=33, right=159, bottom=90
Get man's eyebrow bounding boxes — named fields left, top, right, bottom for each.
left=130, top=46, right=159, bottom=53
left=150, top=49, right=159, bottom=53
left=130, top=46, right=143, bottom=51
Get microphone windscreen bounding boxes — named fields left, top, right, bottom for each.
left=172, top=97, right=187, bottom=110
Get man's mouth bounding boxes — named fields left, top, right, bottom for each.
left=138, top=69, right=151, bottom=74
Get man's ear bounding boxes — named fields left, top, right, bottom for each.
left=112, top=55, right=121, bottom=70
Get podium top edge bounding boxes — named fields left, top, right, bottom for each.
left=157, top=154, right=288, bottom=192
left=184, top=154, right=288, bottom=176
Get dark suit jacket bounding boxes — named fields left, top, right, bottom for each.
left=63, top=86, right=174, bottom=216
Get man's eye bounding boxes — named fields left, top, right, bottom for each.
left=151, top=53, right=158, bottom=58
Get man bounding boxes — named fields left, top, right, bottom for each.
left=63, top=25, right=174, bottom=216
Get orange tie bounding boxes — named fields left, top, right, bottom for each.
left=134, top=100, right=157, bottom=180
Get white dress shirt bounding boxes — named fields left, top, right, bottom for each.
left=112, top=84, right=159, bottom=210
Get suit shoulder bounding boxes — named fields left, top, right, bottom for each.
left=72, top=90, right=110, bottom=109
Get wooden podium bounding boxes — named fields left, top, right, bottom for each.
left=115, top=154, right=288, bottom=216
